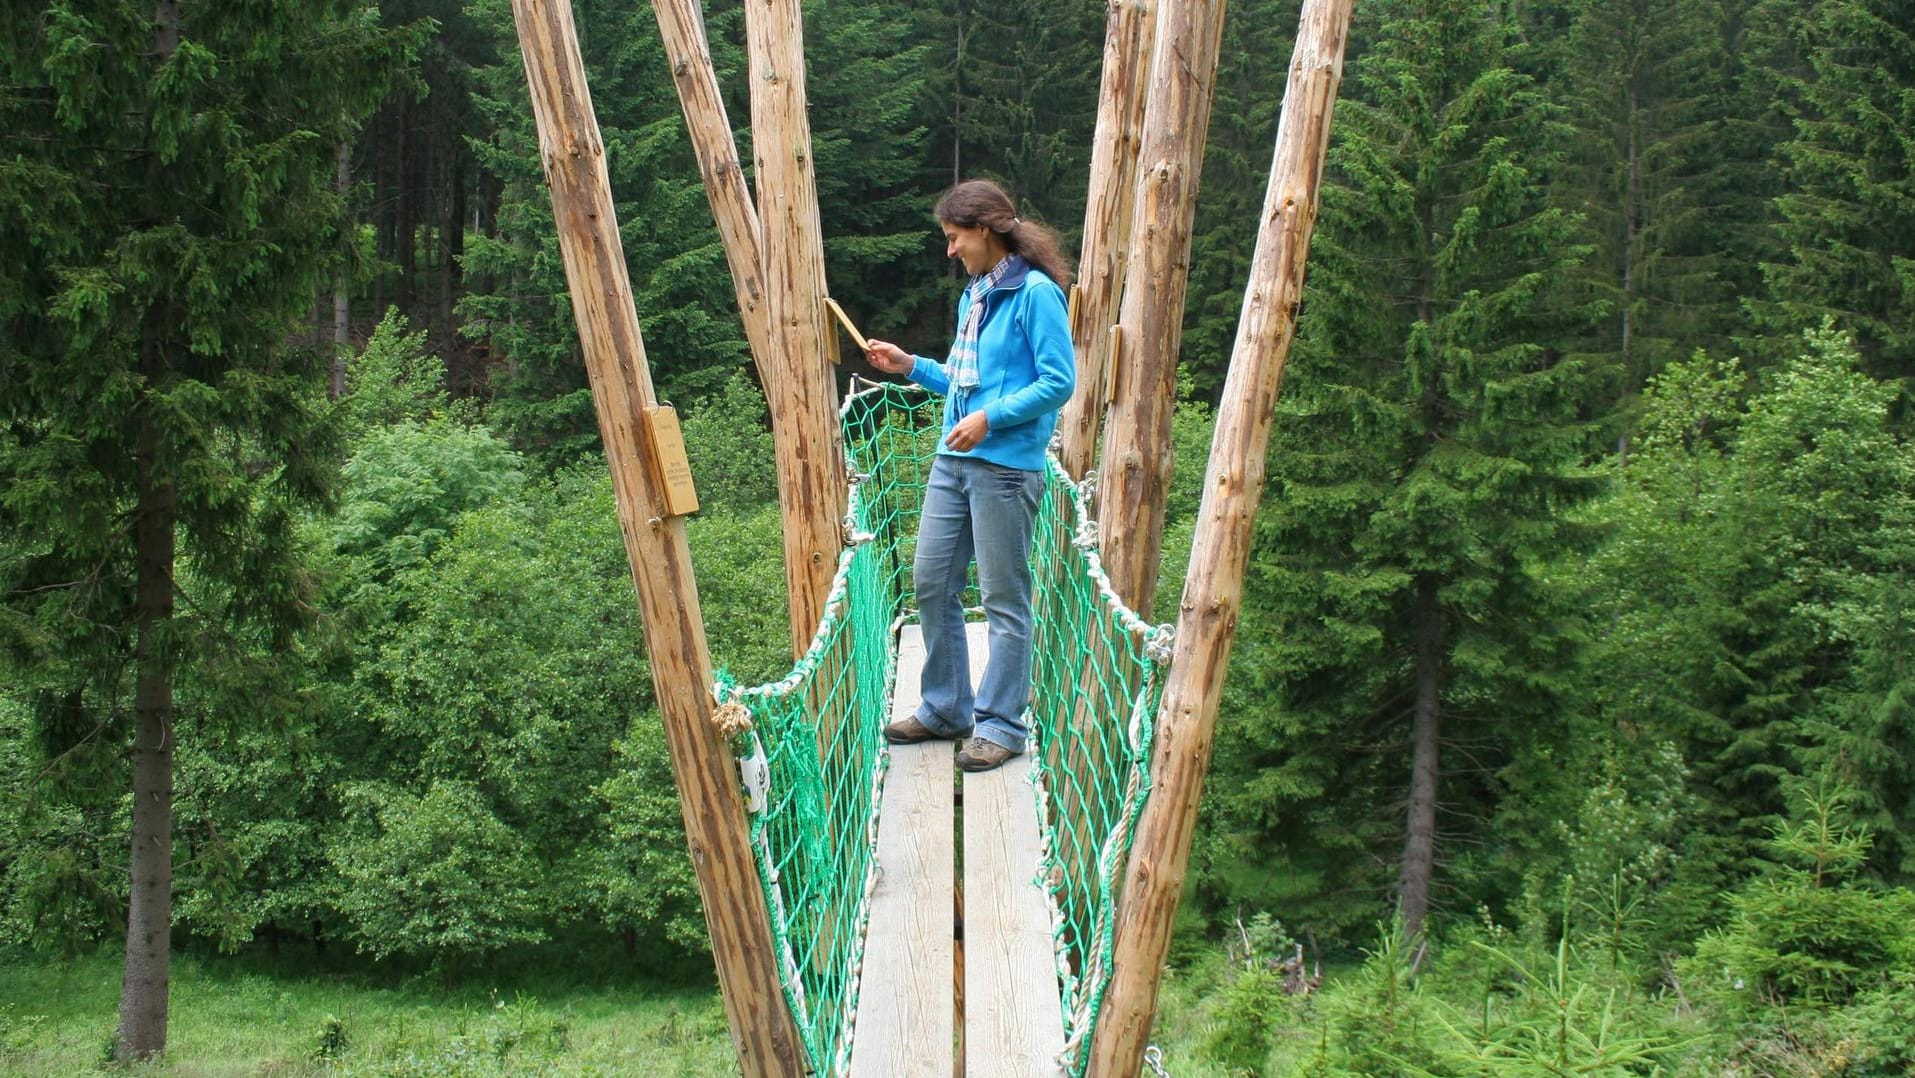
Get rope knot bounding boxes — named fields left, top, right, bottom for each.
left=712, top=701, right=754, bottom=738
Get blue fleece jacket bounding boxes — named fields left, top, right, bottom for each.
left=908, top=260, right=1076, bottom=472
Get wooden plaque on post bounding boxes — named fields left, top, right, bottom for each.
left=642, top=404, right=700, bottom=517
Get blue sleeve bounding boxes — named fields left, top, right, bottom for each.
left=911, top=354, right=951, bottom=395
left=982, top=278, right=1075, bottom=430
left=908, top=290, right=968, bottom=395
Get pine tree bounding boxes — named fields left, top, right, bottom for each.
left=1213, top=0, right=1601, bottom=940
left=1550, top=0, right=1757, bottom=432
left=1571, top=326, right=1915, bottom=944
left=805, top=0, right=946, bottom=343
left=0, top=1, right=418, bottom=1058
left=920, top=0, right=1104, bottom=228
left=1182, top=0, right=1297, bottom=400
left=1762, top=0, right=1915, bottom=389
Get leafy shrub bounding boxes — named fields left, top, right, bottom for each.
left=327, top=781, right=547, bottom=976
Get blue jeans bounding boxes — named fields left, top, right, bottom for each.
left=913, top=454, right=1044, bottom=753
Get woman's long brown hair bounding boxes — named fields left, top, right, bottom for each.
left=935, top=178, right=1075, bottom=290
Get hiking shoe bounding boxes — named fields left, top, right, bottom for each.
left=955, top=737, right=1017, bottom=773
left=884, top=715, right=952, bottom=745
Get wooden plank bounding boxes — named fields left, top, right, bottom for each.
left=963, top=742, right=1065, bottom=1076
left=850, top=626, right=954, bottom=1078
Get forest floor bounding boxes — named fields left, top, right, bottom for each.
left=0, top=948, right=1243, bottom=1075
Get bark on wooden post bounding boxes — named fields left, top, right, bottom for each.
left=510, top=3, right=805, bottom=1073
left=1087, top=1, right=1355, bottom=1072
left=1058, top=0, right=1158, bottom=482
left=1093, top=0, right=1228, bottom=614
left=746, top=0, right=847, bottom=658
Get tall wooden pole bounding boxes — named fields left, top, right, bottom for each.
left=655, top=0, right=845, bottom=657
left=1059, top=0, right=1159, bottom=481
left=510, top=3, right=805, bottom=1073
left=651, top=0, right=773, bottom=367
left=746, top=0, right=847, bottom=658
left=1094, top=0, right=1228, bottom=614
left=1085, top=2, right=1354, bottom=1071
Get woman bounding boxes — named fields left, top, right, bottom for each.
left=865, top=179, right=1076, bottom=773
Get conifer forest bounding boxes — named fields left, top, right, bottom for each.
left=5, top=0, right=1915, bottom=1074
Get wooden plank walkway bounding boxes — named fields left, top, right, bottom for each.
left=849, top=623, right=1065, bottom=1078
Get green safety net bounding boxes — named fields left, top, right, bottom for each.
left=715, top=381, right=1170, bottom=1076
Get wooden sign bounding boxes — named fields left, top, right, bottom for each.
left=823, top=295, right=869, bottom=354
left=643, top=404, right=701, bottom=516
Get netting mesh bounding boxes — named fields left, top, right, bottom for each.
left=716, top=381, right=1168, bottom=1076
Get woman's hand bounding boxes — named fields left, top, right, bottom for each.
left=865, top=339, right=912, bottom=375
left=944, top=411, right=988, bottom=451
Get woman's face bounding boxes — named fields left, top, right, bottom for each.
left=941, top=221, right=1004, bottom=276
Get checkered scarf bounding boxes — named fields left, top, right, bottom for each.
left=948, top=254, right=1021, bottom=391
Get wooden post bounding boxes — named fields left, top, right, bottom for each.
left=509, top=3, right=805, bottom=1074
left=1093, top=0, right=1228, bottom=614
left=746, top=0, right=847, bottom=659
left=1050, top=5, right=1161, bottom=985
left=651, top=0, right=773, bottom=366
left=1058, top=0, right=1159, bottom=482
left=1086, top=2, right=1354, bottom=1073
left=654, top=0, right=846, bottom=658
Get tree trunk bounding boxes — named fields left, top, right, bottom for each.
left=1093, top=0, right=1227, bottom=614
left=332, top=141, right=352, bottom=399
left=443, top=157, right=465, bottom=368
left=396, top=96, right=416, bottom=313
left=1617, top=83, right=1640, bottom=459
left=1086, top=2, right=1353, bottom=1070
left=370, top=106, right=388, bottom=318
left=118, top=7, right=181, bottom=1061
left=1397, top=573, right=1442, bottom=937
left=119, top=316, right=177, bottom=1063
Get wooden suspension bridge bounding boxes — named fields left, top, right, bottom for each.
left=508, top=0, right=1357, bottom=1072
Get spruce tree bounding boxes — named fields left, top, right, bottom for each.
left=1550, top=0, right=1755, bottom=432
left=1572, top=326, right=1915, bottom=942
left=461, top=0, right=745, bottom=465
left=806, top=0, right=946, bottom=342
left=0, top=1, right=416, bottom=1058
left=1183, top=0, right=1297, bottom=399
left=1214, top=0, right=1601, bottom=939
left=919, top=0, right=1103, bottom=227
left=1762, top=0, right=1915, bottom=389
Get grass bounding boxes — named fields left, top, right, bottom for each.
left=0, top=942, right=1331, bottom=1076
left=0, top=948, right=736, bottom=1076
